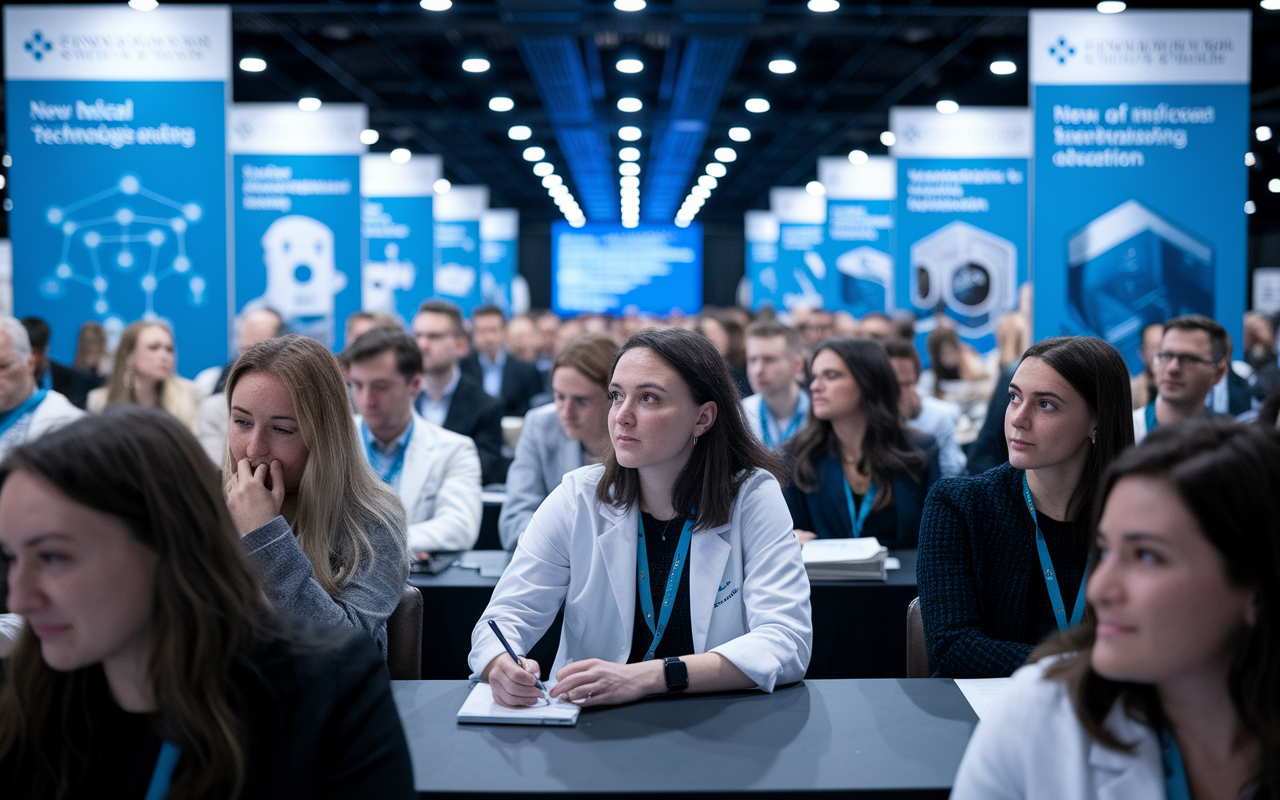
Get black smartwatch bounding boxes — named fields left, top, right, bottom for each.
left=663, top=657, right=688, bottom=692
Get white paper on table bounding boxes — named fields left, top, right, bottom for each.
left=456, top=681, right=580, bottom=726
left=884, top=557, right=901, bottom=571
left=954, top=677, right=1014, bottom=720
left=801, top=537, right=887, bottom=564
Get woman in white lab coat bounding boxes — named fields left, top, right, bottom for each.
left=469, top=327, right=812, bottom=708
left=952, top=419, right=1279, bottom=800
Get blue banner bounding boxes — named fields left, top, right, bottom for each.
left=432, top=185, right=488, bottom=315
left=361, top=196, right=432, bottom=324
left=744, top=211, right=780, bottom=312
left=480, top=209, right=519, bottom=315
left=818, top=155, right=899, bottom=318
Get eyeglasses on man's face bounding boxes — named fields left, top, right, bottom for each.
left=1152, top=351, right=1219, bottom=368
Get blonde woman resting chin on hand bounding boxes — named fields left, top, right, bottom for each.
left=469, top=328, right=813, bottom=708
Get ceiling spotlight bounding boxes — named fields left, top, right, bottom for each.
left=706, top=163, right=726, bottom=178
left=745, top=98, right=771, bottom=113
left=420, top=0, right=452, bottom=9
left=128, top=0, right=159, bottom=10
left=769, top=59, right=797, bottom=74
left=617, top=97, right=644, bottom=113
left=508, top=125, right=532, bottom=140
left=880, top=131, right=896, bottom=146
left=619, top=162, right=641, bottom=176
left=692, top=185, right=711, bottom=199
left=570, top=218, right=586, bottom=227
left=1096, top=1, right=1126, bottom=12
left=433, top=179, right=452, bottom=194
left=623, top=220, right=639, bottom=228
left=848, top=149, right=869, bottom=165
left=1246, top=200, right=1257, bottom=214
left=728, top=127, right=752, bottom=142
left=621, top=187, right=639, bottom=199
left=620, top=176, right=640, bottom=188
left=698, top=175, right=718, bottom=189
left=1246, top=152, right=1257, bottom=166
left=615, top=0, right=646, bottom=8
left=622, top=197, right=640, bottom=207
left=618, top=126, right=642, bottom=141
left=1270, top=178, right=1280, bottom=193
left=298, top=97, right=322, bottom=112
left=616, top=59, right=644, bottom=74
left=689, top=195, right=705, bottom=207
left=714, top=147, right=737, bottom=162
left=990, top=60, right=1017, bottom=75
left=935, top=100, right=960, bottom=114
left=619, top=147, right=641, bottom=161
left=523, top=146, right=546, bottom=162
left=360, top=129, right=380, bottom=145
left=390, top=148, right=412, bottom=164
left=1263, top=0, right=1280, bottom=9
left=1257, top=126, right=1273, bottom=142
left=489, top=97, right=515, bottom=112
left=239, top=57, right=267, bottom=72
left=550, top=185, right=569, bottom=197
left=808, top=0, right=839, bottom=10
left=542, top=175, right=564, bottom=188
left=806, top=181, right=825, bottom=196
left=462, top=58, right=491, bottom=73
left=533, top=162, right=555, bottom=176
left=675, top=219, right=691, bottom=227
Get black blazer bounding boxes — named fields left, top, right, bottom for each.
left=49, top=360, right=103, bottom=410
left=443, top=371, right=508, bottom=485
left=460, top=350, right=545, bottom=418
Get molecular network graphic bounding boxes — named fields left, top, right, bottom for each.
left=40, top=175, right=206, bottom=332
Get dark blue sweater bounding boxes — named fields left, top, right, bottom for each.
left=916, top=461, right=1089, bottom=678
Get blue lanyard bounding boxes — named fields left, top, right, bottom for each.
left=1021, top=474, right=1090, bottom=632
left=636, top=513, right=695, bottom=662
left=759, top=398, right=802, bottom=447
left=842, top=475, right=877, bottom=538
left=1159, top=729, right=1193, bottom=800
left=144, top=741, right=180, bottom=800
left=0, top=389, right=46, bottom=439
left=1144, top=401, right=1158, bottom=434
left=361, top=419, right=412, bottom=488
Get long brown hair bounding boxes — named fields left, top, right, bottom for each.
left=0, top=407, right=282, bottom=799
left=101, top=320, right=196, bottom=426
left=224, top=335, right=407, bottom=597
left=1033, top=420, right=1280, bottom=794
left=595, top=327, right=785, bottom=531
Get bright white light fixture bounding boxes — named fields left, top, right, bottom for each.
left=806, top=181, right=825, bottom=196
left=1247, top=152, right=1256, bottom=166
left=714, top=147, right=737, bottom=162
left=489, top=97, right=514, bottom=112
left=1257, top=126, right=1273, bottom=142
left=620, top=147, right=641, bottom=161
left=848, top=149, right=869, bottom=165
left=360, top=129, right=380, bottom=145
left=298, top=97, right=322, bottom=112
left=936, top=100, right=960, bottom=114
left=623, top=220, right=639, bottom=228
left=615, top=0, right=646, bottom=9
left=1246, top=200, right=1257, bottom=214
left=550, top=185, right=569, bottom=197
left=619, top=162, right=641, bottom=176
left=420, top=0, right=452, bottom=9
left=533, top=162, right=555, bottom=176
left=745, top=98, right=770, bottom=113
left=1263, top=0, right=1280, bottom=10
left=433, top=179, right=451, bottom=194
left=698, top=175, right=718, bottom=189
left=880, top=131, right=896, bottom=146
left=617, top=97, right=643, bottom=113
left=692, top=185, right=711, bottom=199
left=508, top=126, right=532, bottom=140
left=808, top=0, right=839, bottom=10
left=523, top=146, right=546, bottom=162
left=128, top=0, right=159, bottom=10
left=390, top=148, right=412, bottom=164
left=570, top=218, right=586, bottom=227
left=462, top=58, right=491, bottom=73
left=990, top=61, right=1017, bottom=75
left=618, top=126, right=642, bottom=142
left=239, top=57, right=267, bottom=72
left=769, top=59, right=797, bottom=74
left=688, top=195, right=705, bottom=207
left=728, top=127, right=751, bottom=142
left=621, top=187, right=639, bottom=198
left=620, top=176, right=640, bottom=189
left=706, top=163, right=726, bottom=178
left=617, top=59, right=644, bottom=74
left=621, top=197, right=640, bottom=207
left=1270, top=178, right=1280, bottom=193
left=675, top=219, right=691, bottom=228
left=1097, top=1, right=1126, bottom=12
left=542, top=175, right=564, bottom=188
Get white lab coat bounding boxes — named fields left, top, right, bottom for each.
left=469, top=465, right=813, bottom=692
left=953, top=659, right=1165, bottom=800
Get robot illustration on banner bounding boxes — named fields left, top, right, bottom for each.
left=362, top=241, right=415, bottom=313
left=909, top=220, right=1017, bottom=339
left=247, top=215, right=348, bottom=347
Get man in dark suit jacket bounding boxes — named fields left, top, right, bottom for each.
left=21, top=317, right=103, bottom=410
left=412, top=301, right=507, bottom=485
left=460, top=305, right=545, bottom=419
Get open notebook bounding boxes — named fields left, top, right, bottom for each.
left=456, top=681, right=581, bottom=726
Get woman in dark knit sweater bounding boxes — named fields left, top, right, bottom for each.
left=917, top=336, right=1133, bottom=677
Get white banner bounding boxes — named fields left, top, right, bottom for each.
left=360, top=153, right=442, bottom=197
left=889, top=107, right=1032, bottom=159
left=434, top=185, right=489, bottom=222
left=770, top=187, right=826, bottom=224
left=745, top=210, right=779, bottom=243
left=480, top=209, right=519, bottom=241
left=818, top=156, right=897, bottom=200
left=228, top=103, right=368, bottom=155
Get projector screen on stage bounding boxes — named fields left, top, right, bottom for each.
left=551, top=222, right=702, bottom=316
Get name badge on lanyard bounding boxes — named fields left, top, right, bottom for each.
left=636, top=514, right=695, bottom=662
left=1021, top=473, right=1090, bottom=632
left=842, top=476, right=877, bottom=538
left=144, top=741, right=180, bottom=800
left=759, top=401, right=802, bottom=448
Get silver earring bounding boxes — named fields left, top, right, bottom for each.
left=693, top=436, right=698, bottom=445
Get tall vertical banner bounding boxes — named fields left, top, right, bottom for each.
left=818, top=156, right=897, bottom=317
left=1030, top=11, right=1251, bottom=372
left=744, top=210, right=780, bottom=311
left=360, top=153, right=440, bottom=325
left=229, top=103, right=365, bottom=350
left=4, top=5, right=230, bottom=376
left=770, top=188, right=827, bottom=311
left=480, top=209, right=519, bottom=315
left=891, top=107, right=1030, bottom=357
left=433, top=186, right=488, bottom=315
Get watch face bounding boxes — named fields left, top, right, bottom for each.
left=664, top=657, right=689, bottom=690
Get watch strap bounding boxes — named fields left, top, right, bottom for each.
left=663, top=656, right=689, bottom=692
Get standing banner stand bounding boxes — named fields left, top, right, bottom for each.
left=5, top=5, right=230, bottom=375
left=744, top=210, right=781, bottom=312
left=480, top=209, right=519, bottom=315
left=818, top=156, right=897, bottom=319
left=770, top=187, right=828, bottom=312
left=891, top=106, right=1030, bottom=359
left=229, top=103, right=366, bottom=350
left=360, top=152, right=441, bottom=325
left=1030, top=10, right=1251, bottom=372
left=433, top=186, right=488, bottom=316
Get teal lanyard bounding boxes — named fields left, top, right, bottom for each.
left=361, top=419, right=412, bottom=488
left=1021, top=474, right=1090, bottom=632
left=1159, top=729, right=1193, bottom=800
left=759, top=399, right=802, bottom=447
left=144, top=741, right=180, bottom=800
left=636, top=514, right=695, bottom=661
left=1144, top=401, right=1158, bottom=434
left=842, top=476, right=877, bottom=538
left=0, top=389, right=46, bottom=439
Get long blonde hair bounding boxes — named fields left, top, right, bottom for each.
left=223, top=335, right=407, bottom=596
left=102, top=321, right=196, bottom=426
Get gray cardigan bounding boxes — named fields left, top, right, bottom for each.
left=497, top=403, right=585, bottom=551
left=242, top=515, right=408, bottom=657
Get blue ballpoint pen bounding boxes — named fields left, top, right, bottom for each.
left=487, top=619, right=550, bottom=698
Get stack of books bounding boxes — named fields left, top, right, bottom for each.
left=801, top=537, right=889, bottom=581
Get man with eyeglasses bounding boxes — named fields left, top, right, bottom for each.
left=1132, top=314, right=1231, bottom=442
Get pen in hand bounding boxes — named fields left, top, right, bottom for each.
left=487, top=620, right=550, bottom=699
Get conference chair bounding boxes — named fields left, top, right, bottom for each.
left=906, top=596, right=930, bottom=678
left=386, top=584, right=423, bottom=680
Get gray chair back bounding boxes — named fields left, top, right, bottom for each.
left=906, top=596, right=931, bottom=678
left=386, top=585, right=423, bottom=680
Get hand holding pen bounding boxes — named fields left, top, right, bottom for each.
left=484, top=620, right=550, bottom=709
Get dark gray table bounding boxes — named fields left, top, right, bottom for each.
left=391, top=678, right=977, bottom=798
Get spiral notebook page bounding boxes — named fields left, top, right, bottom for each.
left=456, top=681, right=581, bottom=726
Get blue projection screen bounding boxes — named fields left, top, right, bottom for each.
left=552, top=222, right=702, bottom=316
